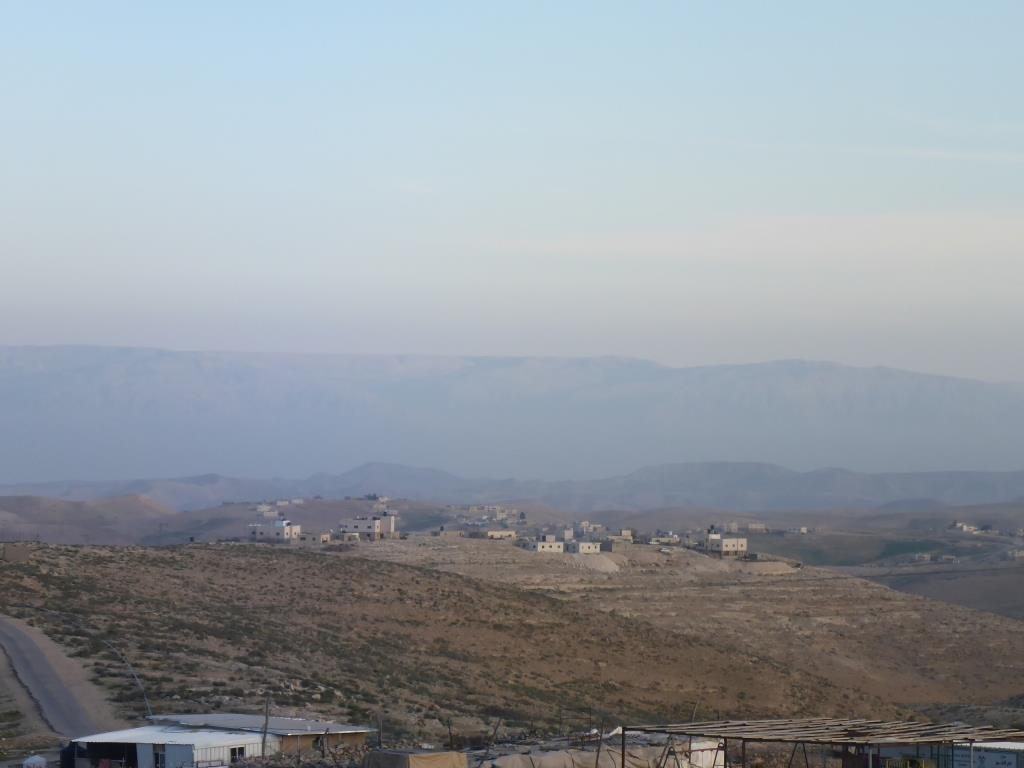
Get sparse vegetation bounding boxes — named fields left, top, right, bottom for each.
left=3, top=539, right=1024, bottom=743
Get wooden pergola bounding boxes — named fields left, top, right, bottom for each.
left=619, top=719, right=1024, bottom=768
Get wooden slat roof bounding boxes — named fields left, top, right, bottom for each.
left=624, top=719, right=1024, bottom=745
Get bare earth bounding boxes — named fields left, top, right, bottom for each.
left=2, top=540, right=1024, bottom=741
left=361, top=538, right=1024, bottom=708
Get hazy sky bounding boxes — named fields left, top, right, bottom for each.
left=2, top=3, right=1023, bottom=380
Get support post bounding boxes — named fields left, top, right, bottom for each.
left=622, top=728, right=627, bottom=768
left=260, top=696, right=269, bottom=758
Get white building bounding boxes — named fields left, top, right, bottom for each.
left=529, top=540, right=564, bottom=553
left=566, top=541, right=601, bottom=554
left=703, top=531, right=747, bottom=556
left=337, top=514, right=399, bottom=541
left=70, top=715, right=375, bottom=768
left=378, top=513, right=399, bottom=537
left=248, top=519, right=301, bottom=541
left=650, top=534, right=680, bottom=545
left=486, top=530, right=517, bottom=540
left=70, top=725, right=278, bottom=768
left=608, top=528, right=633, bottom=542
left=469, top=505, right=514, bottom=520
left=292, top=531, right=332, bottom=548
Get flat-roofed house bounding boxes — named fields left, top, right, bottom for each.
left=66, top=725, right=277, bottom=768
left=703, top=531, right=747, bottom=556
left=566, top=541, right=601, bottom=554
left=486, top=530, right=517, bottom=540
left=529, top=540, right=564, bottom=553
left=338, top=514, right=399, bottom=541
left=292, top=531, right=332, bottom=548
left=64, top=714, right=376, bottom=768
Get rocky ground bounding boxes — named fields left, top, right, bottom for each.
left=1, top=540, right=1023, bottom=745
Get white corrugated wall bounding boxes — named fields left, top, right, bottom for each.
left=193, top=735, right=278, bottom=766
left=165, top=745, right=193, bottom=768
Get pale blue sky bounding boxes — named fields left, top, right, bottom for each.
left=2, top=2, right=1023, bottom=379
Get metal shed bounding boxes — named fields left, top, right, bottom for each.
left=620, top=719, right=1024, bottom=768
left=69, top=725, right=279, bottom=768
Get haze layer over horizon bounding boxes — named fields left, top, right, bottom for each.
left=2, top=3, right=1023, bottom=380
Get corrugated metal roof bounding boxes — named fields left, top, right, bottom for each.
left=74, top=726, right=274, bottom=749
left=149, top=713, right=374, bottom=736
left=971, top=743, right=1024, bottom=752
left=625, top=719, right=1024, bottom=745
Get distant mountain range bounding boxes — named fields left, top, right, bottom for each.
left=4, top=345, right=1024, bottom=484
left=5, top=460, right=1024, bottom=513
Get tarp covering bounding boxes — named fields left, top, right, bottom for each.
left=488, top=743, right=722, bottom=768
left=366, top=751, right=470, bottom=768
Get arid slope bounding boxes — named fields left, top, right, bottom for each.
left=1, top=545, right=897, bottom=741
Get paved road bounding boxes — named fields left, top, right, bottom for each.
left=0, top=615, right=111, bottom=738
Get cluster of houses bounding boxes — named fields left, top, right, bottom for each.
left=438, top=517, right=761, bottom=559
left=242, top=498, right=401, bottom=548
left=513, top=524, right=633, bottom=556
left=446, top=505, right=526, bottom=530
left=235, top=496, right=795, bottom=562
left=432, top=520, right=634, bottom=556
left=949, top=520, right=1024, bottom=538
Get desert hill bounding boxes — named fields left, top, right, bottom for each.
left=360, top=537, right=1024, bottom=715
left=4, top=542, right=1024, bottom=741
left=0, top=544, right=894, bottom=740
left=0, top=495, right=173, bottom=544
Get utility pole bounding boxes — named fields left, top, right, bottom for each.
left=101, top=640, right=152, bottom=717
left=261, top=696, right=270, bottom=757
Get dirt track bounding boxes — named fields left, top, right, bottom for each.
left=0, top=615, right=124, bottom=738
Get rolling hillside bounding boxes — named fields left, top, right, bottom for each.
left=0, top=545, right=897, bottom=739
left=5, top=543, right=1024, bottom=741
left=0, top=495, right=173, bottom=544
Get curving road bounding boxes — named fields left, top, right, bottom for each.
left=0, top=615, right=122, bottom=739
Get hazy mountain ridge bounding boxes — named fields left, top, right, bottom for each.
left=6, top=461, right=1024, bottom=514
left=5, top=345, right=1024, bottom=484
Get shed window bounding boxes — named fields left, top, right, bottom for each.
left=230, top=747, right=246, bottom=762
